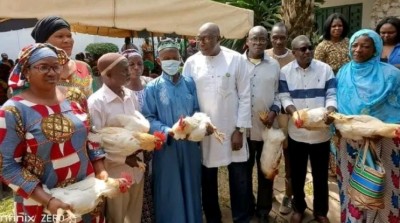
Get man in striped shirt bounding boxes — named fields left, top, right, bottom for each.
left=278, top=35, right=336, bottom=223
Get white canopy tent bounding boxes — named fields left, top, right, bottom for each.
left=0, top=0, right=254, bottom=39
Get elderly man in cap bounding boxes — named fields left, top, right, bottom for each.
left=142, top=38, right=202, bottom=223
left=88, top=52, right=145, bottom=223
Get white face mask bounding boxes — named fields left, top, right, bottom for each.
left=161, top=60, right=181, bottom=76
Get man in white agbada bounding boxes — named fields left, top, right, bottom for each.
left=182, top=22, right=252, bottom=223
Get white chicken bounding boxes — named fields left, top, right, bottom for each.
left=107, top=112, right=150, bottom=133
left=260, top=127, right=286, bottom=180
left=43, top=174, right=133, bottom=223
left=88, top=127, right=165, bottom=170
left=328, top=112, right=400, bottom=140
left=291, top=107, right=329, bottom=130
left=171, top=112, right=225, bottom=143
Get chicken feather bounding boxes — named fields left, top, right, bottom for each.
left=171, top=112, right=225, bottom=143
left=328, top=112, right=400, bottom=140
left=107, top=112, right=150, bottom=133
left=260, top=128, right=285, bottom=180
left=43, top=174, right=132, bottom=223
left=292, top=107, right=329, bottom=130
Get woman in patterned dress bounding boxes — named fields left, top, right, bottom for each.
left=314, top=13, right=350, bottom=74
left=0, top=44, right=107, bottom=223
left=122, top=49, right=154, bottom=223
left=314, top=13, right=351, bottom=177
left=31, top=16, right=93, bottom=97
left=336, top=29, right=400, bottom=223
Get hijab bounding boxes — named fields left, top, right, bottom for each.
left=337, top=29, right=400, bottom=122
left=31, top=16, right=70, bottom=43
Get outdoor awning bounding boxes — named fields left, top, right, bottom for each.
left=0, top=0, right=254, bottom=39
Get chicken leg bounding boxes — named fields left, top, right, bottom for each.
left=206, top=122, right=225, bottom=144
left=55, top=208, right=77, bottom=223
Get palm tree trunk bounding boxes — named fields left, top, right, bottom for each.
left=282, top=0, right=315, bottom=43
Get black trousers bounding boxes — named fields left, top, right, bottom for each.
left=246, top=139, right=273, bottom=215
left=202, top=162, right=251, bottom=223
left=287, top=137, right=330, bottom=216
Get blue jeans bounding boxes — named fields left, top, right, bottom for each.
left=202, top=162, right=251, bottom=223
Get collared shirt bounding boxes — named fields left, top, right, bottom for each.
left=88, top=84, right=143, bottom=182
left=242, top=51, right=281, bottom=141
left=183, top=46, right=251, bottom=167
left=279, top=59, right=337, bottom=144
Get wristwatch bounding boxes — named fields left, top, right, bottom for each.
left=236, top=127, right=245, bottom=133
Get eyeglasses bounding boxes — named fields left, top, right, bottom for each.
left=30, top=64, right=63, bottom=74
left=249, top=37, right=267, bottom=44
left=294, top=46, right=314, bottom=52
left=195, top=35, right=218, bottom=43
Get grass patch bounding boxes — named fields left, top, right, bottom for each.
left=0, top=190, right=13, bottom=216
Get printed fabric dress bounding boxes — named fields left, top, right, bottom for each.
left=0, top=94, right=106, bottom=223
left=58, top=60, right=93, bottom=97
left=336, top=29, right=400, bottom=223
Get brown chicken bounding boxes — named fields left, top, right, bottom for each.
left=328, top=112, right=400, bottom=140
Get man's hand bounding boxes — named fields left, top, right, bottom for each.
left=231, top=130, right=243, bottom=151
left=168, top=129, right=175, bottom=138
left=285, top=105, right=297, bottom=116
left=260, top=111, right=277, bottom=128
left=125, top=153, right=142, bottom=168
left=324, top=106, right=337, bottom=125
left=206, top=123, right=215, bottom=136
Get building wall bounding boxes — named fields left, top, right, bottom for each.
left=321, top=0, right=374, bottom=28
left=371, top=0, right=400, bottom=27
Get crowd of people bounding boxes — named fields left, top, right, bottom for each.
left=0, top=13, right=400, bottom=223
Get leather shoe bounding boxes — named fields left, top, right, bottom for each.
left=315, top=216, right=330, bottom=223
left=290, top=212, right=303, bottom=223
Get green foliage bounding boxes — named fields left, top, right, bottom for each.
left=214, top=0, right=281, bottom=52
left=217, top=0, right=281, bottom=29
left=0, top=192, right=13, bottom=216
left=85, top=43, right=119, bottom=61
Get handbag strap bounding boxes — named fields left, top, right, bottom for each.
left=361, top=139, right=370, bottom=165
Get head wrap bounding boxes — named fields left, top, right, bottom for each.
left=157, top=38, right=180, bottom=52
left=121, top=49, right=142, bottom=59
left=97, top=53, right=126, bottom=76
left=348, top=29, right=382, bottom=60
left=8, top=43, right=69, bottom=94
left=31, top=16, right=70, bottom=43
left=337, top=29, right=400, bottom=123
left=28, top=47, right=57, bottom=65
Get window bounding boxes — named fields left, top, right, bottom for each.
left=316, top=3, right=362, bottom=38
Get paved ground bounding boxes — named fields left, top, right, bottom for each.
left=215, top=161, right=340, bottom=223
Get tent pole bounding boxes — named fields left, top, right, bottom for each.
left=151, top=32, right=155, bottom=64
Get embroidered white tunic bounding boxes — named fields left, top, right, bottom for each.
left=183, top=47, right=252, bottom=167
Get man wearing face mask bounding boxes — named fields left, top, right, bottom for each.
left=142, top=38, right=202, bottom=223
